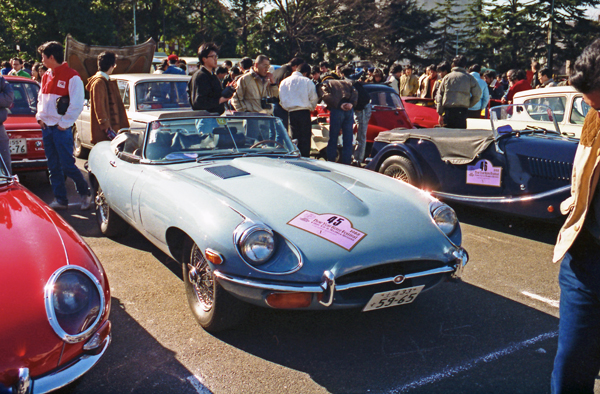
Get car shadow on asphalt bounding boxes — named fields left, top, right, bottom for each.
left=452, top=203, right=562, bottom=245
left=55, top=297, right=211, bottom=394
left=214, top=281, right=559, bottom=394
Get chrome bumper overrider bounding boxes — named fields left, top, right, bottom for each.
left=11, top=335, right=111, bottom=394
left=214, top=247, right=469, bottom=307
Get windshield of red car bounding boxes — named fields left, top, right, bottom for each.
left=143, top=116, right=297, bottom=161
left=135, top=81, right=190, bottom=111
left=8, top=82, right=39, bottom=116
left=369, top=91, right=404, bottom=110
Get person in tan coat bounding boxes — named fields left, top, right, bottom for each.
left=550, top=38, right=600, bottom=394
left=85, top=51, right=129, bottom=143
left=231, top=55, right=278, bottom=114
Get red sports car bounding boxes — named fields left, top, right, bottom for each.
left=4, top=76, right=47, bottom=173
left=401, top=97, right=439, bottom=128
left=0, top=159, right=111, bottom=393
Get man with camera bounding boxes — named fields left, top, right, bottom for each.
left=232, top=55, right=279, bottom=114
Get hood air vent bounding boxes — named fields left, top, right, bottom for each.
left=286, top=161, right=330, bottom=172
left=204, top=165, right=250, bottom=179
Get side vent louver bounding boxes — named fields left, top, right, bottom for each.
left=526, top=157, right=572, bottom=181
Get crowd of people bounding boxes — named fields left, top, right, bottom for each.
left=0, top=48, right=571, bottom=168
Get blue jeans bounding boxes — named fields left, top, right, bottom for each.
left=551, top=236, right=600, bottom=394
left=353, top=105, right=371, bottom=163
left=328, top=108, right=354, bottom=164
left=42, top=125, right=90, bottom=204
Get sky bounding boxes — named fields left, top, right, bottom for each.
left=585, top=6, right=600, bottom=20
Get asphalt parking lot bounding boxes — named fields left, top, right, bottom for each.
left=17, top=164, right=599, bottom=394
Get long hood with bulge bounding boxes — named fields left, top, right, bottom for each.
left=166, top=157, right=456, bottom=280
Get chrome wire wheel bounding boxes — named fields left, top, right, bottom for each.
left=379, top=155, right=418, bottom=186
left=384, top=165, right=410, bottom=182
left=188, top=244, right=214, bottom=312
left=95, top=189, right=109, bottom=226
left=94, top=183, right=128, bottom=237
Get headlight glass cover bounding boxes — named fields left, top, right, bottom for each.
left=431, top=202, right=458, bottom=236
left=237, top=225, right=276, bottom=265
left=45, top=266, right=104, bottom=343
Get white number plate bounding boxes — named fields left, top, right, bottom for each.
left=9, top=139, right=27, bottom=155
left=362, top=285, right=425, bottom=312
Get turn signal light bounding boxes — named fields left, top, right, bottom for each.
left=266, top=292, right=312, bottom=309
left=548, top=205, right=554, bottom=213
left=205, top=249, right=224, bottom=265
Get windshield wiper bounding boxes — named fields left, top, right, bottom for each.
left=524, top=125, right=560, bottom=135
left=196, top=151, right=246, bottom=162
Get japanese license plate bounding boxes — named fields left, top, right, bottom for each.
left=9, top=139, right=27, bottom=155
left=362, top=285, right=425, bottom=312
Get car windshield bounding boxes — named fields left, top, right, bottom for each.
left=8, top=81, right=39, bottom=115
left=490, top=104, right=560, bottom=135
left=369, top=90, right=405, bottom=110
left=143, top=116, right=298, bottom=161
left=571, top=96, right=591, bottom=125
left=135, top=81, right=190, bottom=111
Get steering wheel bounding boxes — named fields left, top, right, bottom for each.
left=249, top=140, right=285, bottom=149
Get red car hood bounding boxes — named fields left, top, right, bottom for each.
left=0, top=183, right=107, bottom=384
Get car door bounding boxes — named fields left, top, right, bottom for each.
left=102, top=132, right=145, bottom=223
left=78, top=99, right=92, bottom=146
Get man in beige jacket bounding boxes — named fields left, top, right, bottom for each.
left=550, top=38, right=600, bottom=394
left=232, top=55, right=278, bottom=114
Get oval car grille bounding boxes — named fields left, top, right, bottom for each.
left=526, top=157, right=572, bottom=181
left=336, top=260, right=447, bottom=285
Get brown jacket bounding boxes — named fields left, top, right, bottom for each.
left=85, top=73, right=129, bottom=144
left=317, top=79, right=358, bottom=110
left=554, top=108, right=600, bottom=262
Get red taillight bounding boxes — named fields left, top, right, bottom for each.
left=266, top=292, right=313, bottom=309
left=548, top=205, right=554, bottom=213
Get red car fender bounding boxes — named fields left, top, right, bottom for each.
left=0, top=182, right=110, bottom=386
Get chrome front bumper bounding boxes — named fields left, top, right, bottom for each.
left=215, top=247, right=469, bottom=308
left=9, top=334, right=111, bottom=394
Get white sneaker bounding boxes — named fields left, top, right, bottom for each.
left=49, top=200, right=68, bottom=211
left=80, top=194, right=93, bottom=210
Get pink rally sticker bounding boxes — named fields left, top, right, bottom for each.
left=287, top=211, right=366, bottom=251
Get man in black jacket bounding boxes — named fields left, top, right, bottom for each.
left=188, top=43, right=227, bottom=114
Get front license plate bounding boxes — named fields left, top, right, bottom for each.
left=362, top=285, right=425, bottom=312
left=9, top=139, right=27, bottom=155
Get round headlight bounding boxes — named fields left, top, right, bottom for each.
left=432, top=204, right=458, bottom=236
left=45, top=267, right=104, bottom=343
left=239, top=227, right=275, bottom=265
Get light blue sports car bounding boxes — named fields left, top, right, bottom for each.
left=87, top=111, right=468, bottom=332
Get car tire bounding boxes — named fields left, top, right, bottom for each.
left=73, top=125, right=89, bottom=159
left=182, top=239, right=248, bottom=332
left=380, top=155, right=418, bottom=185
left=95, top=184, right=128, bottom=237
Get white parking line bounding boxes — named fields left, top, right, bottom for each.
left=521, top=291, right=560, bottom=308
left=186, top=375, right=213, bottom=394
left=388, top=331, right=558, bottom=393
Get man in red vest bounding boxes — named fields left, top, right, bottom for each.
left=36, top=41, right=91, bottom=211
